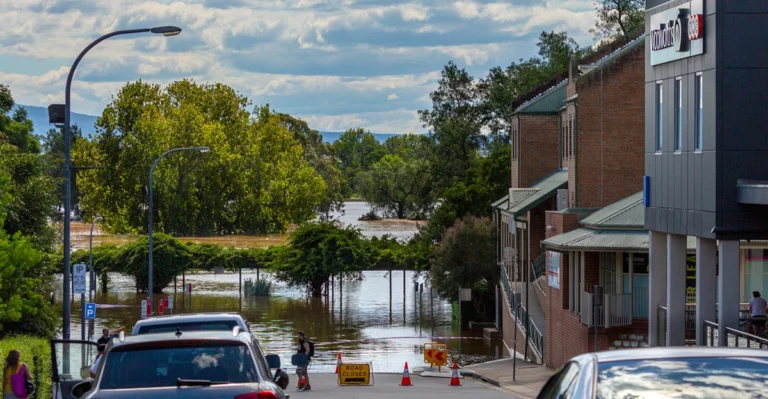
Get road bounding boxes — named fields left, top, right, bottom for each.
left=288, top=373, right=517, bottom=398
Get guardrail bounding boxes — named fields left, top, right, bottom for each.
left=500, top=265, right=545, bottom=360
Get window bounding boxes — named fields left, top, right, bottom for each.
left=538, top=362, right=580, bottom=399
left=674, top=78, right=682, bottom=152
left=656, top=82, right=663, bottom=152
left=138, top=321, right=238, bottom=334
left=695, top=74, right=703, bottom=150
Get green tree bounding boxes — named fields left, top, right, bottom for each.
left=356, top=154, right=434, bottom=219
left=75, top=80, right=326, bottom=235
left=332, top=128, right=387, bottom=196
left=430, top=215, right=498, bottom=321
left=270, top=222, right=372, bottom=297
left=0, top=86, right=40, bottom=154
left=42, top=125, right=84, bottom=220
left=591, top=0, right=645, bottom=41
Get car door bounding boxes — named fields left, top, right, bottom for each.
left=50, top=340, right=99, bottom=399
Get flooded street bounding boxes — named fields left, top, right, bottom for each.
left=57, top=202, right=502, bottom=373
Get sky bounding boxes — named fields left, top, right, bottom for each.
left=0, top=0, right=596, bottom=133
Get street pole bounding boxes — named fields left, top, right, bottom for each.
left=389, top=269, right=392, bottom=324
left=60, top=25, right=182, bottom=340
left=148, top=146, right=208, bottom=312
left=458, top=287, right=462, bottom=365
left=239, top=266, right=242, bottom=313
left=525, top=260, right=530, bottom=361
left=403, top=268, right=406, bottom=324
left=419, top=283, right=423, bottom=337
left=594, top=285, right=600, bottom=352
left=513, top=303, right=519, bottom=381
left=430, top=286, right=434, bottom=337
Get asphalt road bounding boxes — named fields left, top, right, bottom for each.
left=286, top=373, right=517, bottom=398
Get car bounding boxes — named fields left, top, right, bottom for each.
left=131, top=312, right=251, bottom=335
left=537, top=347, right=768, bottom=399
left=52, top=327, right=287, bottom=399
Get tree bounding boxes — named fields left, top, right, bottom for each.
left=332, top=128, right=387, bottom=196
left=270, top=222, right=372, bottom=297
left=591, top=0, right=645, bottom=41
left=42, top=124, right=84, bottom=220
left=430, top=215, right=498, bottom=321
left=357, top=155, right=434, bottom=219
left=75, top=80, right=326, bottom=235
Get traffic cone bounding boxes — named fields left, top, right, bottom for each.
left=400, top=362, right=413, bottom=386
left=335, top=352, right=342, bottom=374
left=449, top=362, right=461, bottom=386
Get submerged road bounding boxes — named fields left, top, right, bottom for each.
left=287, top=373, right=518, bottom=398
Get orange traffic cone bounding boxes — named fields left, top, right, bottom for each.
left=400, top=362, right=413, bottom=386
left=335, top=352, right=342, bottom=374
left=449, top=362, right=461, bottom=386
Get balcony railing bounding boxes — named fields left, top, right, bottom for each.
left=580, top=287, right=634, bottom=328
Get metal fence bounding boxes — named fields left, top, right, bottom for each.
left=500, top=265, right=545, bottom=359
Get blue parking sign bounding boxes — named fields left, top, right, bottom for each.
left=85, top=303, right=96, bottom=320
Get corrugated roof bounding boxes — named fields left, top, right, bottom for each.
left=515, top=79, right=568, bottom=114
left=580, top=192, right=644, bottom=230
left=507, top=170, right=568, bottom=218
left=542, top=229, right=698, bottom=252
left=491, top=195, right=509, bottom=211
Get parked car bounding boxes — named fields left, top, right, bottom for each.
left=131, top=312, right=250, bottom=335
left=537, top=347, right=768, bottom=399
left=52, top=327, right=287, bottom=399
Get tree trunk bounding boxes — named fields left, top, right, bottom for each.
left=398, top=202, right=405, bottom=219
left=311, top=278, right=325, bottom=297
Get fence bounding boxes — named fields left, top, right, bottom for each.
left=603, top=293, right=633, bottom=328
left=500, top=265, right=545, bottom=359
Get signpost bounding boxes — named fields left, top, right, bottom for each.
left=158, top=298, right=165, bottom=315
left=73, top=263, right=87, bottom=294
left=167, top=295, right=173, bottom=313
left=141, top=299, right=151, bottom=319
left=84, top=303, right=96, bottom=320
left=458, top=288, right=471, bottom=365
left=337, top=363, right=374, bottom=386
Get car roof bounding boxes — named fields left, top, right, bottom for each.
left=133, top=313, right=246, bottom=326
left=111, top=330, right=253, bottom=349
left=585, top=347, right=768, bottom=363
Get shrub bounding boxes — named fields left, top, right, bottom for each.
left=0, top=335, right=51, bottom=399
left=244, top=278, right=273, bottom=296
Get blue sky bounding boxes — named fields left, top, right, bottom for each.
left=0, top=0, right=596, bottom=133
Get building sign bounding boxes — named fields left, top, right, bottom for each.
left=686, top=255, right=696, bottom=303
left=623, top=253, right=650, bottom=274
left=650, top=0, right=704, bottom=66
left=547, top=251, right=561, bottom=289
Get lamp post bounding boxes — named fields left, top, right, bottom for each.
left=85, top=216, right=102, bottom=341
left=148, top=147, right=209, bottom=312
left=60, top=25, right=182, bottom=340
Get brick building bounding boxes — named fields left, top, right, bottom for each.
left=493, top=33, right=647, bottom=367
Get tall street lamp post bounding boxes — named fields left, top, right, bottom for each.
left=59, top=26, right=182, bottom=340
left=84, top=216, right=103, bottom=341
left=148, top=147, right=209, bottom=312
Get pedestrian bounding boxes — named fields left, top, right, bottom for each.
left=749, top=291, right=768, bottom=336
left=2, top=350, right=32, bottom=399
left=295, top=332, right=313, bottom=391
left=97, top=328, right=110, bottom=345
left=90, top=345, right=106, bottom=379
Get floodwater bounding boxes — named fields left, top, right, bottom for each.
left=56, top=203, right=499, bottom=373
left=67, top=201, right=422, bottom=250
left=57, top=271, right=504, bottom=373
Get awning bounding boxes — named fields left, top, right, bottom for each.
left=542, top=228, right=697, bottom=253
left=506, top=170, right=568, bottom=218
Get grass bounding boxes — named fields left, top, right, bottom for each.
left=0, top=335, right=51, bottom=399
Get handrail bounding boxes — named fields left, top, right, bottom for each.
left=500, top=264, right=545, bottom=359
left=532, top=253, right=546, bottom=280
left=530, top=260, right=547, bottom=298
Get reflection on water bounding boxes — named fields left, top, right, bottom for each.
left=57, top=271, right=502, bottom=372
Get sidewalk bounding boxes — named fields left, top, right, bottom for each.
left=465, top=358, right=555, bottom=399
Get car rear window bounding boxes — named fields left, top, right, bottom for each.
left=138, top=320, right=238, bottom=334
left=100, top=343, right=258, bottom=389
left=597, top=356, right=768, bottom=398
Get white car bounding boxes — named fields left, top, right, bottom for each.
left=131, top=313, right=250, bottom=336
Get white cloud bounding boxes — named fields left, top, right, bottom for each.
left=387, top=93, right=399, bottom=101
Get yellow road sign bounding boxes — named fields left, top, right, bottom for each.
left=338, top=363, right=374, bottom=386
left=424, top=343, right=448, bottom=368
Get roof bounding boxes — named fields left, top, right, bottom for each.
left=587, top=347, right=768, bottom=363
left=111, top=330, right=252, bottom=349
left=579, top=34, right=646, bottom=77
left=515, top=79, right=568, bottom=114
left=541, top=227, right=697, bottom=252
left=133, top=313, right=247, bottom=325
left=491, top=194, right=509, bottom=212
left=504, top=170, right=568, bottom=218
left=580, top=192, right=643, bottom=230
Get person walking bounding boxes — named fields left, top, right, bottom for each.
left=90, top=345, right=106, bottom=379
left=295, top=332, right=312, bottom=391
left=3, top=350, right=32, bottom=399
left=749, top=291, right=768, bottom=336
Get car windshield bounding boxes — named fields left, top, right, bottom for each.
left=138, top=320, right=238, bottom=334
left=597, top=356, right=768, bottom=398
left=99, top=343, right=258, bottom=389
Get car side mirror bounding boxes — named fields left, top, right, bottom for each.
left=71, top=380, right=93, bottom=398
left=266, top=354, right=281, bottom=369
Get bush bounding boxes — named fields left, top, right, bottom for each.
left=0, top=335, right=51, bottom=399
left=244, top=278, right=273, bottom=296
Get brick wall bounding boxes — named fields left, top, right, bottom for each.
left=574, top=45, right=646, bottom=208
left=519, top=115, right=560, bottom=188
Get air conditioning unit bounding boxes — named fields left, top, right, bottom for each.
left=557, top=189, right=568, bottom=211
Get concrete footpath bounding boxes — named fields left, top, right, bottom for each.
left=464, top=358, right=555, bottom=399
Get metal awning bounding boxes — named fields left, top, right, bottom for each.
left=507, top=170, right=568, bottom=219
left=542, top=228, right=697, bottom=253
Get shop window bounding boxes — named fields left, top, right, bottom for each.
left=656, top=82, right=663, bottom=152
left=695, top=74, right=703, bottom=150
left=674, top=78, right=682, bottom=152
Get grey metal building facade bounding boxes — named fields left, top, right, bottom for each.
left=645, top=0, right=768, bottom=348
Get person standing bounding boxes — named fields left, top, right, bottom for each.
left=3, top=350, right=32, bottom=399
left=295, top=332, right=311, bottom=391
left=90, top=345, right=106, bottom=379
left=97, top=329, right=110, bottom=345
left=749, top=291, right=768, bottom=336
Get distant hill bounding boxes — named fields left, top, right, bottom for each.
left=319, top=131, right=400, bottom=144
left=20, top=105, right=99, bottom=136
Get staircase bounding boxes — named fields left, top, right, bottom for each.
left=608, top=334, right=649, bottom=350
left=500, top=264, right=546, bottom=361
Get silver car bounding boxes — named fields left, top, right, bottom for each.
left=131, top=312, right=250, bottom=335
left=537, top=347, right=768, bottom=399
left=53, top=328, right=286, bottom=399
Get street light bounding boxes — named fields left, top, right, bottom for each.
left=148, top=147, right=209, bottom=312
left=57, top=25, right=182, bottom=340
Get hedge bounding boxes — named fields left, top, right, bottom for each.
left=0, top=335, right=51, bottom=399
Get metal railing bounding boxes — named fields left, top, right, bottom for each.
left=657, top=306, right=667, bottom=347
left=703, top=320, right=768, bottom=349
left=500, top=265, right=545, bottom=359
left=530, top=260, right=547, bottom=298
left=532, top=253, right=546, bottom=279
left=603, top=293, right=632, bottom=328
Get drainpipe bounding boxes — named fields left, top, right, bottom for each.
left=574, top=101, right=579, bottom=207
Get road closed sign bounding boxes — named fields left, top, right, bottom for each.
left=338, top=363, right=373, bottom=386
